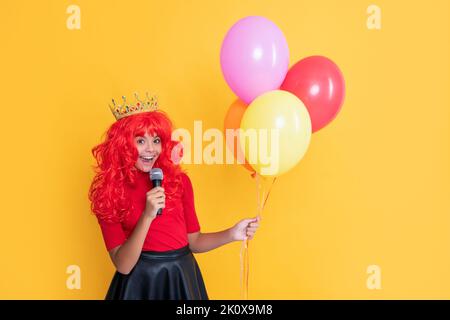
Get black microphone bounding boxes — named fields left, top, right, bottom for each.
left=149, top=168, right=164, bottom=216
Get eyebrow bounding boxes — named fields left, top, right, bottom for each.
left=135, top=135, right=160, bottom=139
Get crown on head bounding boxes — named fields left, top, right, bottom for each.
left=109, top=92, right=159, bottom=120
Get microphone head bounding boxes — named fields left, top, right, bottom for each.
left=150, top=168, right=163, bottom=181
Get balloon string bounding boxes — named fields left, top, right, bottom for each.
left=240, top=237, right=249, bottom=299
left=262, top=177, right=277, bottom=210
left=240, top=173, right=276, bottom=299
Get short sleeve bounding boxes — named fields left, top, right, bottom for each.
left=181, top=173, right=201, bottom=233
left=97, top=218, right=126, bottom=251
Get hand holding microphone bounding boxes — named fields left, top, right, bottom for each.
left=143, top=168, right=165, bottom=219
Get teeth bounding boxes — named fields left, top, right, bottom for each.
left=141, top=156, right=154, bottom=160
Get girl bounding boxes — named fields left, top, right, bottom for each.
left=89, top=103, right=260, bottom=300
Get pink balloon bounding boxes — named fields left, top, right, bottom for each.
left=220, top=16, right=289, bottom=104
left=281, top=56, right=345, bottom=132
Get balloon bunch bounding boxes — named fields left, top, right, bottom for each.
left=220, top=16, right=345, bottom=299
left=222, top=16, right=345, bottom=178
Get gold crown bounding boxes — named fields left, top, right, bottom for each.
left=109, top=92, right=159, bottom=120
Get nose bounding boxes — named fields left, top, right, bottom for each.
left=145, top=141, right=156, bottom=153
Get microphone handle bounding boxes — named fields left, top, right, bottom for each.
left=152, top=179, right=163, bottom=215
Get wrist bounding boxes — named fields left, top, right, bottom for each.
left=142, top=211, right=155, bottom=223
left=227, top=226, right=236, bottom=242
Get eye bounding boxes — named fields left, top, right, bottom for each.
left=154, top=137, right=161, bottom=144
left=137, top=138, right=145, bottom=144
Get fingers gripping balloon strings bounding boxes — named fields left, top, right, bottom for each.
left=240, top=173, right=277, bottom=299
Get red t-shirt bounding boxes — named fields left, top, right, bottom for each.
left=97, top=171, right=201, bottom=252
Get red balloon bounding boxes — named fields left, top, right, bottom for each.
left=281, top=56, right=345, bottom=132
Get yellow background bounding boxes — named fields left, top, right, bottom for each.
left=0, top=0, right=449, bottom=299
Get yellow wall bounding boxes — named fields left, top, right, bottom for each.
left=0, top=0, right=449, bottom=299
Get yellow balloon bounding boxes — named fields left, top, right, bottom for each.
left=239, top=90, right=312, bottom=177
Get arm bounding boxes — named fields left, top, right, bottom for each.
left=188, top=216, right=261, bottom=254
left=188, top=229, right=233, bottom=254
left=108, top=213, right=154, bottom=275
left=108, top=186, right=165, bottom=275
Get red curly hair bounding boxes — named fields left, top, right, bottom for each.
left=89, top=111, right=184, bottom=223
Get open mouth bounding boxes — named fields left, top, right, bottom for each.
left=140, top=155, right=156, bottom=163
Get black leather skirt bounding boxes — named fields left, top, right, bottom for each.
left=105, top=245, right=209, bottom=300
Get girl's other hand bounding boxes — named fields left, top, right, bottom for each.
left=230, top=216, right=261, bottom=241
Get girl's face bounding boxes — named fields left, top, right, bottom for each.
left=134, top=132, right=162, bottom=172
